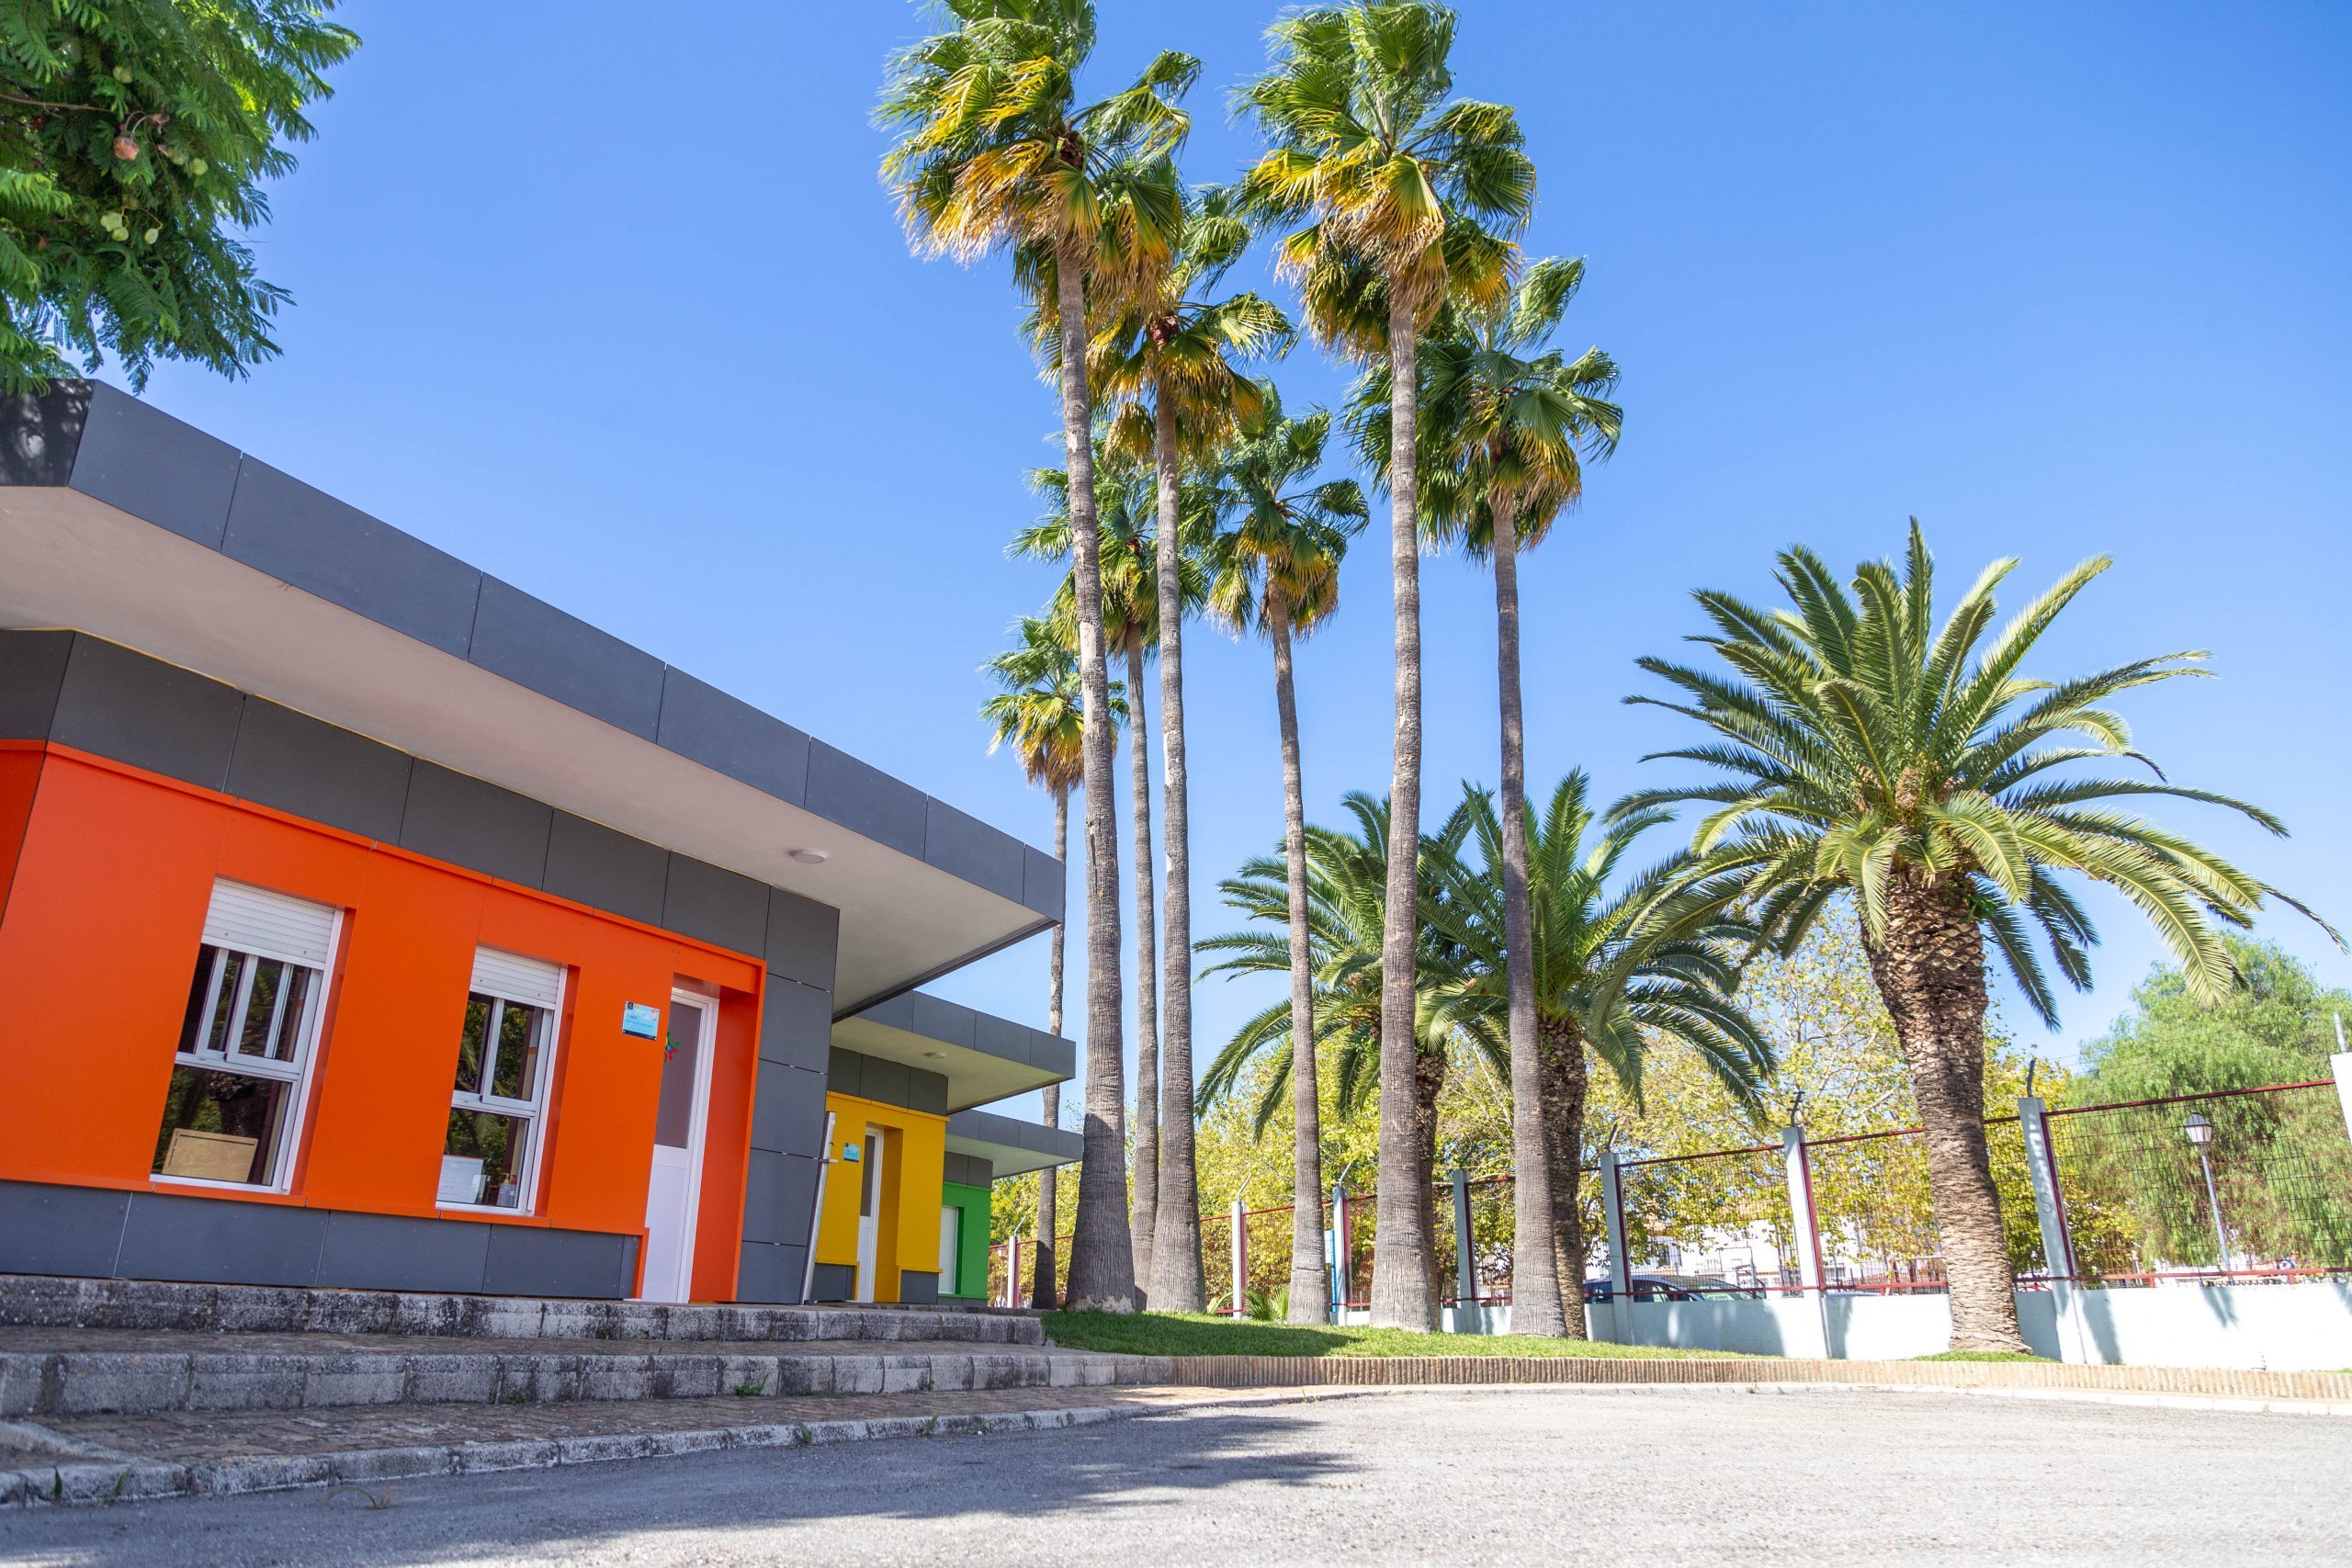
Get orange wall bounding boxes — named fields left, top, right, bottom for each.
left=0, top=744, right=769, bottom=1274
left=0, top=748, right=40, bottom=917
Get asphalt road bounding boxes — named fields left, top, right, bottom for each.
left=4, top=1386, right=2347, bottom=1567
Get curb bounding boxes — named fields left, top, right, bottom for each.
left=1161, top=1353, right=2352, bottom=1404
left=0, top=1399, right=1163, bottom=1509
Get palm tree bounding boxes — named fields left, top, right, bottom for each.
left=981, top=615, right=1119, bottom=1307
left=1615, top=524, right=2335, bottom=1350
left=1420, top=773, right=1770, bottom=1331
left=1353, top=257, right=1622, bottom=1336
left=1016, top=455, right=1205, bottom=1294
left=1095, top=185, right=1294, bottom=1314
left=1197, top=794, right=1473, bottom=1312
left=885, top=2, right=1198, bottom=1310
left=1240, top=0, right=1534, bottom=1329
left=1203, top=388, right=1368, bottom=1323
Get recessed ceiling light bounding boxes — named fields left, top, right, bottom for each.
left=923, top=1050, right=946, bottom=1060
left=789, top=848, right=829, bottom=865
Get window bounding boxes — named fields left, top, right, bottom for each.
left=440, top=948, right=563, bottom=1212
left=152, top=881, right=339, bottom=1190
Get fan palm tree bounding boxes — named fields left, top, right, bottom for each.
left=1420, top=773, right=1770, bottom=1331
left=883, top=0, right=1197, bottom=1311
left=1197, top=794, right=1474, bottom=1311
left=1203, top=388, right=1369, bottom=1323
left=1614, top=524, right=2335, bottom=1350
left=1351, top=256, right=1622, bottom=1336
left=1239, top=0, right=1534, bottom=1329
left=981, top=614, right=1122, bottom=1307
left=1094, top=186, right=1294, bottom=1314
left=1016, top=454, right=1207, bottom=1293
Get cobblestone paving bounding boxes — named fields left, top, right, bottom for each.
left=17, top=1385, right=1244, bottom=1464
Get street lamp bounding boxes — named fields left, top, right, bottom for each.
left=2181, top=1112, right=2231, bottom=1276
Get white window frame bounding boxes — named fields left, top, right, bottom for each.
left=439, top=949, right=566, bottom=1216
left=153, top=884, right=342, bottom=1197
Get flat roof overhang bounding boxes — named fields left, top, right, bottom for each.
left=945, top=1107, right=1080, bottom=1179
left=0, top=385, right=1060, bottom=1012
left=831, top=990, right=1075, bottom=1115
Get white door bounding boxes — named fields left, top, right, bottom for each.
left=937, top=1203, right=962, bottom=1297
left=638, top=992, right=715, bottom=1303
left=854, top=1131, right=885, bottom=1303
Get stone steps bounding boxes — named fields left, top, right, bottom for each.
left=0, top=1330, right=1168, bottom=1418
left=0, top=1275, right=1043, bottom=1346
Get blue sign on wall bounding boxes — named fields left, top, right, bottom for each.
left=621, top=1002, right=661, bottom=1039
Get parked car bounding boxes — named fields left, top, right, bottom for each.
left=1584, top=1273, right=1761, bottom=1303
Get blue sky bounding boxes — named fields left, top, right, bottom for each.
left=132, top=3, right=2351, bottom=1115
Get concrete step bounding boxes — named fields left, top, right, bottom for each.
left=0, top=1327, right=1168, bottom=1418
left=0, top=1275, right=1044, bottom=1347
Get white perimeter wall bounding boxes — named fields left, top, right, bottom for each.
left=1351, top=1280, right=2352, bottom=1371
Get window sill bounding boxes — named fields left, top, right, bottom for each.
left=152, top=1173, right=290, bottom=1198
left=435, top=1201, right=537, bottom=1219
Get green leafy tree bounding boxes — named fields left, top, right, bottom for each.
left=884, top=0, right=1199, bottom=1311
left=1202, top=385, right=1367, bottom=1322
left=1239, top=0, right=1534, bottom=1333
left=1351, top=257, right=1622, bottom=1336
left=1616, top=524, right=2334, bottom=1349
left=0, top=0, right=357, bottom=391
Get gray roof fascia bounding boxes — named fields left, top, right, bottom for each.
left=0, top=381, right=1062, bottom=925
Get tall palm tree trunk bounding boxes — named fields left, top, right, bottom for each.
left=1269, top=598, right=1331, bottom=1324
left=1864, top=870, right=2026, bottom=1351
left=1490, top=503, right=1566, bottom=1337
left=1125, top=643, right=1159, bottom=1302
left=1054, top=240, right=1136, bottom=1313
left=1413, top=1043, right=1448, bottom=1313
left=1032, top=784, right=1070, bottom=1310
left=1149, top=393, right=1206, bottom=1312
left=1537, top=1016, right=1589, bottom=1337
left=1370, top=289, right=1435, bottom=1332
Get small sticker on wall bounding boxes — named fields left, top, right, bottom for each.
left=842, top=1143, right=862, bottom=1162
left=621, top=1002, right=661, bottom=1039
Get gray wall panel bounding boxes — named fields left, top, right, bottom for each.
left=469, top=578, right=664, bottom=739
left=70, top=385, right=240, bottom=548
left=868, top=990, right=976, bottom=1051
left=315, top=1212, right=492, bottom=1293
left=655, top=668, right=810, bottom=805
left=0, top=630, right=71, bottom=739
left=401, top=761, right=551, bottom=888
left=750, top=1063, right=828, bottom=1157
left=1023, top=845, right=1067, bottom=923
left=861, top=1055, right=910, bottom=1111
left=897, top=1269, right=939, bottom=1306
left=481, top=1224, right=632, bottom=1299
left=804, top=742, right=926, bottom=861
left=542, top=811, right=668, bottom=927
left=53, top=634, right=243, bottom=791
left=0, top=1180, right=129, bottom=1277
left=735, top=1240, right=808, bottom=1304
left=661, top=854, right=768, bottom=955
left=808, top=1261, right=855, bottom=1302
left=825, top=1046, right=863, bottom=1101
left=923, top=799, right=1025, bottom=904
left=757, top=981, right=831, bottom=1073
left=117, top=1191, right=328, bottom=1287
left=226, top=700, right=414, bottom=842
left=763, top=888, right=839, bottom=991
left=907, top=1068, right=948, bottom=1118
left=758, top=982, right=831, bottom=1077
left=741, top=1149, right=819, bottom=1247
left=0, top=383, right=87, bottom=486
left=222, top=459, right=481, bottom=658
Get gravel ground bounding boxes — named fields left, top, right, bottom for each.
left=3, top=1384, right=2347, bottom=1567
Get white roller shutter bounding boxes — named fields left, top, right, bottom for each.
left=203, top=880, right=338, bottom=968
left=471, top=947, right=564, bottom=1008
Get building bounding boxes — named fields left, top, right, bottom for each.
left=0, top=383, right=1080, bottom=1305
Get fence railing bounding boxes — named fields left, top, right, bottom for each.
left=991, top=1065, right=2352, bottom=1310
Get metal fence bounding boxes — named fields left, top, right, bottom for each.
left=991, top=1071, right=2352, bottom=1309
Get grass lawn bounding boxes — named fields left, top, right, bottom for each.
left=1042, top=1310, right=1753, bottom=1359
left=1911, top=1349, right=2054, bottom=1362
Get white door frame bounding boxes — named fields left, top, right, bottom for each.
left=854, top=1129, right=886, bottom=1303
left=643, top=987, right=718, bottom=1303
